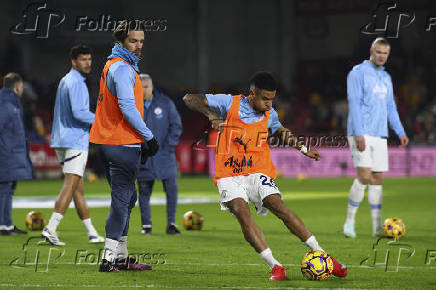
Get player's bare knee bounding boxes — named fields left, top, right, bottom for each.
left=357, top=168, right=371, bottom=184
left=262, top=193, right=281, bottom=207
left=229, top=204, right=252, bottom=225
left=232, top=206, right=250, bottom=221
left=371, top=172, right=383, bottom=185
left=358, top=175, right=371, bottom=185
left=262, top=194, right=286, bottom=215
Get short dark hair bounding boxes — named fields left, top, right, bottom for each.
left=70, top=44, right=92, bottom=60
left=371, top=37, right=390, bottom=48
left=249, top=71, right=277, bottom=91
left=3, top=72, right=23, bottom=89
left=113, top=20, right=145, bottom=43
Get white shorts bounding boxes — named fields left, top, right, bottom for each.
left=216, top=173, right=281, bottom=216
left=55, top=148, right=88, bottom=177
left=348, top=135, right=389, bottom=172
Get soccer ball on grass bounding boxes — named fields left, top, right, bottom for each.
left=382, top=217, right=406, bottom=239
left=182, top=211, right=204, bottom=230
left=25, top=211, right=46, bottom=230
left=300, top=250, right=333, bottom=280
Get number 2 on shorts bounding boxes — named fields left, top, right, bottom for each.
left=259, top=174, right=277, bottom=188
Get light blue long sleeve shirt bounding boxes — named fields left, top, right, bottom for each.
left=205, top=94, right=282, bottom=134
left=106, top=44, right=154, bottom=144
left=50, top=69, right=95, bottom=150
left=347, top=60, right=406, bottom=138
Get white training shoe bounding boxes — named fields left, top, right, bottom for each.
left=343, top=223, right=356, bottom=238
left=89, top=235, right=105, bottom=243
left=41, top=227, right=66, bottom=246
left=372, top=226, right=382, bottom=237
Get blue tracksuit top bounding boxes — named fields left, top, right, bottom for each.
left=50, top=68, right=95, bottom=150
left=347, top=60, right=405, bottom=138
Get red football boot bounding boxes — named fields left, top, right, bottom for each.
left=330, top=256, right=347, bottom=277
left=269, top=265, right=287, bottom=281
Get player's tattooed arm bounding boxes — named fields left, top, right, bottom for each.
left=183, top=94, right=223, bottom=131
left=272, top=127, right=321, bottom=161
left=272, top=127, right=301, bottom=149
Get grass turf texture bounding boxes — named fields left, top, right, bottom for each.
left=1, top=177, right=435, bottom=289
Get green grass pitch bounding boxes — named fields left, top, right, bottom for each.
left=0, top=177, right=435, bottom=289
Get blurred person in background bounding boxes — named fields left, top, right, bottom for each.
left=344, top=38, right=409, bottom=238
left=0, top=73, right=33, bottom=235
left=42, top=44, right=104, bottom=246
left=136, top=74, right=182, bottom=235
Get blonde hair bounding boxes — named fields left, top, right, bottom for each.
left=371, top=37, right=390, bottom=49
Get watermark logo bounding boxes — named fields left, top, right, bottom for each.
left=425, top=250, right=436, bottom=265
left=75, top=249, right=166, bottom=266
left=361, top=2, right=436, bottom=37
left=192, top=123, right=347, bottom=152
left=9, top=237, right=65, bottom=272
left=360, top=237, right=415, bottom=272
left=10, top=2, right=65, bottom=39
left=10, top=2, right=167, bottom=38
left=361, top=2, right=415, bottom=38
left=75, top=15, right=167, bottom=32
left=9, top=237, right=166, bottom=272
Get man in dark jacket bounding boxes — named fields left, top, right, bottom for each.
left=137, top=74, right=182, bottom=235
left=0, top=73, right=33, bottom=235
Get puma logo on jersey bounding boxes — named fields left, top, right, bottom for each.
left=234, top=136, right=251, bottom=153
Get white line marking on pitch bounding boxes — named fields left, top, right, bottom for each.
left=0, top=284, right=313, bottom=289
left=12, top=197, right=219, bottom=208
left=3, top=261, right=435, bottom=270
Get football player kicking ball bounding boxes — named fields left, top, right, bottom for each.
left=183, top=71, right=347, bottom=281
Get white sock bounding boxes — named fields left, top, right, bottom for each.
left=116, top=236, right=128, bottom=260
left=259, top=248, right=281, bottom=269
left=345, top=179, right=366, bottom=225
left=47, top=212, right=63, bottom=232
left=368, top=185, right=383, bottom=233
left=304, top=235, right=324, bottom=252
left=102, top=238, right=119, bottom=263
left=81, top=218, right=98, bottom=237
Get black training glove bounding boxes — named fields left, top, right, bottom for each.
left=140, top=143, right=149, bottom=164
left=146, top=137, right=159, bottom=156
left=140, top=138, right=159, bottom=164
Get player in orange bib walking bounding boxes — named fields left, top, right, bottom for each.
left=90, top=21, right=159, bottom=272
left=184, top=71, right=347, bottom=281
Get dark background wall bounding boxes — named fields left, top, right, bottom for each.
left=1, top=0, right=436, bottom=145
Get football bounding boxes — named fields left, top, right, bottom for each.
left=25, top=211, right=46, bottom=230
left=297, top=173, right=308, bottom=183
left=382, top=218, right=406, bottom=239
left=300, top=250, right=333, bottom=280
left=182, top=211, right=204, bottom=230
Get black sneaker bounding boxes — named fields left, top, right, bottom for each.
left=9, top=226, right=27, bottom=235
left=166, top=223, right=181, bottom=235
left=99, top=259, right=119, bottom=272
left=0, top=230, right=11, bottom=236
left=141, top=225, right=152, bottom=235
